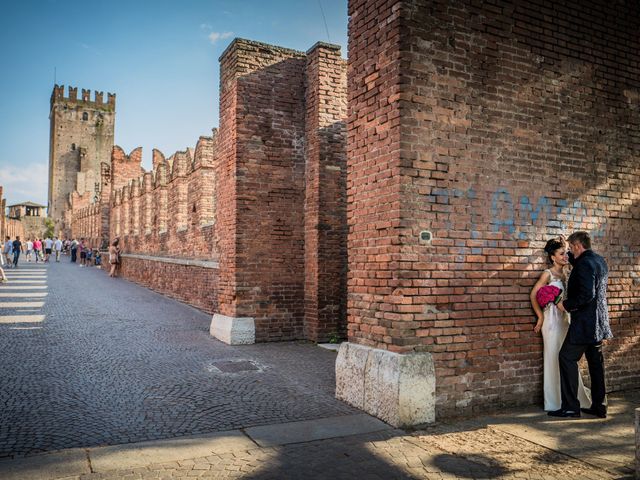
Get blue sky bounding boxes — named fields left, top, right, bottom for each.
left=0, top=0, right=348, bottom=208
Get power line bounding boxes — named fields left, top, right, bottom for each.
left=318, top=0, right=331, bottom=42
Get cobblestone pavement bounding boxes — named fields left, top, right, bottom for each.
left=0, top=259, right=357, bottom=458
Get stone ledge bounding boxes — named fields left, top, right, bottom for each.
left=336, top=342, right=435, bottom=428
left=120, top=253, right=219, bottom=269
left=210, top=314, right=255, bottom=345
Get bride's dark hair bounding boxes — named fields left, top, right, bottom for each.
left=544, top=237, right=564, bottom=265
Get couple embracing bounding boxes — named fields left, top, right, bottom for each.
left=530, top=231, right=612, bottom=419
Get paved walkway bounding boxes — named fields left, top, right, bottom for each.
left=0, top=259, right=637, bottom=479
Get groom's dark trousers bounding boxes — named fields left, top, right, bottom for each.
left=559, top=340, right=606, bottom=413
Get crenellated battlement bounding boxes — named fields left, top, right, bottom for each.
left=51, top=84, right=116, bottom=110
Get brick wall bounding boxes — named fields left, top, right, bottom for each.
left=0, top=187, right=25, bottom=241
left=119, top=256, right=219, bottom=314
left=108, top=137, right=217, bottom=261
left=304, top=43, right=349, bottom=342
left=48, top=85, right=115, bottom=236
left=217, top=39, right=308, bottom=341
left=348, top=0, right=640, bottom=417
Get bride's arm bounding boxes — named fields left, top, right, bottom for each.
left=530, top=271, right=551, bottom=333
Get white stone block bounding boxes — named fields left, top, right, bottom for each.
left=210, top=314, right=255, bottom=345
left=336, top=342, right=435, bottom=427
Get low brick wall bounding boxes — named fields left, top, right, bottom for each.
left=118, top=253, right=219, bottom=314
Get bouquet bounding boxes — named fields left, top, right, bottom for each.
left=536, top=285, right=563, bottom=309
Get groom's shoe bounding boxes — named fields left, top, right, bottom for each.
left=580, top=407, right=607, bottom=419
left=548, top=409, right=581, bottom=418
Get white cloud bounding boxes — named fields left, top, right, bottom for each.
left=200, top=23, right=212, bottom=30
left=208, top=31, right=233, bottom=45
left=0, top=163, right=49, bottom=208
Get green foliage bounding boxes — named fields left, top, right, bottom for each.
left=44, top=218, right=55, bottom=238
left=328, top=332, right=341, bottom=344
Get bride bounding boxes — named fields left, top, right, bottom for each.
left=530, top=237, right=591, bottom=412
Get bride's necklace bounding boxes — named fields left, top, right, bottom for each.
left=550, top=265, right=564, bottom=279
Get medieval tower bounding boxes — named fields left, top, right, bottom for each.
left=48, top=85, right=115, bottom=236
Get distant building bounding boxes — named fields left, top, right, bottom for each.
left=48, top=85, right=116, bottom=237
left=0, top=187, right=25, bottom=240
left=7, top=201, right=46, bottom=239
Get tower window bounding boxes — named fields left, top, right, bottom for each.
left=82, top=112, right=88, bottom=121
left=71, top=143, right=76, bottom=150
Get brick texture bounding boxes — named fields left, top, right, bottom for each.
left=0, top=186, right=26, bottom=241
left=304, top=43, right=348, bottom=342
left=348, top=0, right=640, bottom=417
left=49, top=85, right=115, bottom=237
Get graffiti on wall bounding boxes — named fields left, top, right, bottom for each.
left=431, top=187, right=608, bottom=240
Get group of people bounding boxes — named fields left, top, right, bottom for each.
left=1, top=235, right=64, bottom=268
left=531, top=231, right=611, bottom=419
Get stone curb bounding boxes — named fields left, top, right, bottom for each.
left=0, top=414, right=390, bottom=480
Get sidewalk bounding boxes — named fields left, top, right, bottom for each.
left=0, top=389, right=636, bottom=479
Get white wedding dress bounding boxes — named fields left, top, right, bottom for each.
left=542, top=270, right=591, bottom=411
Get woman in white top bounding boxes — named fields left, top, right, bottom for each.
left=26, top=239, right=33, bottom=262
left=530, top=237, right=591, bottom=412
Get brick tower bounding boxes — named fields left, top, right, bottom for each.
left=48, top=85, right=116, bottom=236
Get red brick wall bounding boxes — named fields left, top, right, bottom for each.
left=304, top=43, right=349, bottom=342
left=119, top=256, right=219, bottom=314
left=348, top=0, right=640, bottom=417
left=218, top=39, right=308, bottom=342
left=347, top=0, right=405, bottom=351
left=0, top=187, right=26, bottom=241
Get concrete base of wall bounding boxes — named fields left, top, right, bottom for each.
left=210, top=314, right=255, bottom=345
left=335, top=342, right=436, bottom=427
left=636, top=408, right=640, bottom=480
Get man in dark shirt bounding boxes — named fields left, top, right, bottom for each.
left=551, top=231, right=612, bottom=419
left=12, top=236, right=24, bottom=268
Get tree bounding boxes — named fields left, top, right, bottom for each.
left=44, top=218, right=55, bottom=239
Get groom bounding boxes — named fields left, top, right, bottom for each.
left=550, top=231, right=612, bottom=418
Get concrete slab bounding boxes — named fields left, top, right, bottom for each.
left=244, top=413, right=391, bottom=447
left=0, top=449, right=88, bottom=480
left=0, top=315, right=45, bottom=324
left=89, top=430, right=256, bottom=472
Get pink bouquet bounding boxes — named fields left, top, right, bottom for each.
left=536, top=285, right=562, bottom=309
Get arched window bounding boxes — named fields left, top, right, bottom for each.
left=82, top=112, right=88, bottom=121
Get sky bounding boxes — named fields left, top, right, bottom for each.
left=0, top=0, right=348, bottom=208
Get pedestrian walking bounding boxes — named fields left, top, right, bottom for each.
left=54, top=237, right=63, bottom=262
left=33, top=238, right=42, bottom=263
left=44, top=237, right=53, bottom=262
left=26, top=239, right=33, bottom=262
left=11, top=236, right=24, bottom=268
left=3, top=236, right=13, bottom=269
